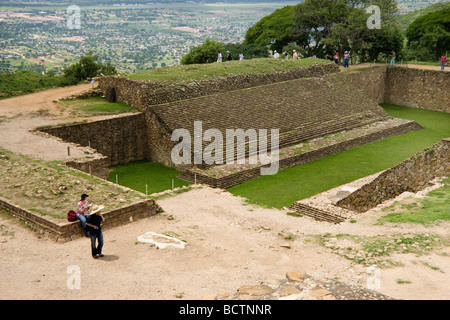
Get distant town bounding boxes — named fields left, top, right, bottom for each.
left=0, top=0, right=446, bottom=74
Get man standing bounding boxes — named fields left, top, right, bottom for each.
left=86, top=205, right=105, bottom=259
left=344, top=51, right=350, bottom=68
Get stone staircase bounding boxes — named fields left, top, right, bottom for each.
left=288, top=202, right=346, bottom=224
left=150, top=76, right=389, bottom=169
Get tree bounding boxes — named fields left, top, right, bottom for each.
left=63, top=52, right=117, bottom=85
left=181, top=39, right=225, bottom=65
left=224, top=43, right=268, bottom=60
left=244, top=5, right=295, bottom=52
left=244, top=0, right=403, bottom=62
left=291, top=0, right=351, bottom=58
left=406, top=8, right=450, bottom=60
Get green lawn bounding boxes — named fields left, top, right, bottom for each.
left=228, top=104, right=450, bottom=209
left=56, top=96, right=139, bottom=117
left=75, top=97, right=138, bottom=114
left=109, top=161, right=190, bottom=195
left=128, top=57, right=333, bottom=82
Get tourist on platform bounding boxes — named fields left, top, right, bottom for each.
left=226, top=51, right=232, bottom=61
left=390, top=51, right=396, bottom=66
left=76, top=193, right=91, bottom=236
left=343, top=51, right=350, bottom=68
left=334, top=52, right=339, bottom=64
left=441, top=54, right=447, bottom=70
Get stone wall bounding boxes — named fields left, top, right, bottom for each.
left=40, top=113, right=148, bottom=167
left=64, top=156, right=111, bottom=180
left=0, top=195, right=160, bottom=243
left=143, top=110, right=192, bottom=170
left=326, top=66, right=387, bottom=104
left=384, top=67, right=450, bottom=113
left=336, top=138, right=450, bottom=213
left=98, top=63, right=340, bottom=110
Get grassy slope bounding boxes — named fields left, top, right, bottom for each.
left=397, top=2, right=450, bottom=33
left=228, top=104, right=450, bottom=209
left=0, top=71, right=61, bottom=97
left=127, top=58, right=333, bottom=82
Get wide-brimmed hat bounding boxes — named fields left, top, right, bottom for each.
left=90, top=205, right=104, bottom=215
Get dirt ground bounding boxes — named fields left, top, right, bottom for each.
left=0, top=71, right=448, bottom=301
left=0, top=186, right=449, bottom=300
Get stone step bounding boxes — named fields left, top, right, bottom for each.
left=288, top=203, right=346, bottom=224
left=193, top=115, right=385, bottom=169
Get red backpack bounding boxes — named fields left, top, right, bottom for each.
left=67, top=210, right=77, bottom=222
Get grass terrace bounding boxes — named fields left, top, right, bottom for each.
left=0, top=148, right=146, bottom=221
left=55, top=96, right=140, bottom=117
left=127, top=57, right=334, bottom=83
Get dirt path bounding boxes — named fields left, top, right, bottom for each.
left=0, top=83, right=92, bottom=117
left=0, top=83, right=104, bottom=161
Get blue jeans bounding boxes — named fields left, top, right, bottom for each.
left=90, top=232, right=103, bottom=257
left=77, top=215, right=87, bottom=229
left=344, top=59, right=349, bottom=68
left=442, top=61, right=445, bottom=70
left=390, top=58, right=395, bottom=66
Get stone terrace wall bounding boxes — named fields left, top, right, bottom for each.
left=98, top=63, right=339, bottom=110
left=337, top=138, right=450, bottom=213
left=326, top=66, right=387, bottom=104
left=40, top=113, right=148, bottom=167
left=384, top=67, right=450, bottom=113
left=64, top=156, right=111, bottom=180
left=0, top=195, right=159, bottom=243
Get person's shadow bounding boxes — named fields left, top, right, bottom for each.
left=98, top=254, right=119, bottom=262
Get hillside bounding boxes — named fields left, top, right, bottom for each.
left=397, top=1, right=450, bottom=33
left=396, top=0, right=450, bottom=14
